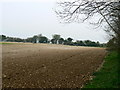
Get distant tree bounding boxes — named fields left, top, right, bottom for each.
left=67, top=37, right=73, bottom=45
left=96, top=41, right=100, bottom=47
left=52, top=34, right=61, bottom=44
left=32, top=35, right=38, bottom=43
left=84, top=40, right=100, bottom=47
left=91, top=41, right=97, bottom=47
left=14, top=38, right=23, bottom=42
left=6, top=37, right=14, bottom=42
left=39, top=36, right=48, bottom=43
left=26, top=37, right=33, bottom=42
left=58, top=38, right=64, bottom=44
left=37, top=34, right=42, bottom=43
left=0, top=35, right=6, bottom=41
left=73, top=42, right=77, bottom=46
left=47, top=39, right=51, bottom=43
left=75, top=40, right=85, bottom=46
left=67, top=37, right=73, bottom=42
left=63, top=39, right=68, bottom=45
left=84, top=40, right=92, bottom=46
left=51, top=39, right=56, bottom=44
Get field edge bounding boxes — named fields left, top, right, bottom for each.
left=83, top=51, right=119, bottom=88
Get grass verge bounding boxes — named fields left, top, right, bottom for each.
left=0, top=42, right=17, bottom=44
left=83, top=51, right=120, bottom=88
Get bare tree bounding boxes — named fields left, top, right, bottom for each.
left=56, top=0, right=120, bottom=53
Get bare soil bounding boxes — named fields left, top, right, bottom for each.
left=2, top=43, right=107, bottom=88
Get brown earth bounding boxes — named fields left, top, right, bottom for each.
left=2, top=43, right=107, bottom=88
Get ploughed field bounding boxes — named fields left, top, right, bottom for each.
left=2, top=43, right=106, bottom=88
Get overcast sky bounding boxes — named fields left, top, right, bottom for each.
left=0, top=0, right=108, bottom=43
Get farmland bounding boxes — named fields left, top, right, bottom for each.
left=2, top=43, right=106, bottom=88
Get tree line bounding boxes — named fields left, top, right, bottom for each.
left=0, top=34, right=105, bottom=47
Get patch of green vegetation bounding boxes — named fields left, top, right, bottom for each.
left=0, top=42, right=16, bottom=44
left=83, top=51, right=120, bottom=88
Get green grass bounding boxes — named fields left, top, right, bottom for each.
left=83, top=51, right=120, bottom=88
left=0, top=42, right=17, bottom=44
